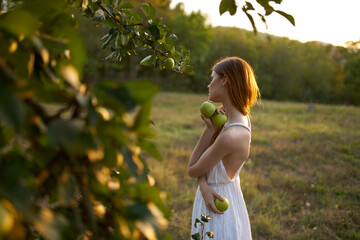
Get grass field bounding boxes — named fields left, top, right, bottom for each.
left=147, top=92, right=360, bottom=240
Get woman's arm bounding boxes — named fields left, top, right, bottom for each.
left=188, top=111, right=229, bottom=213
left=198, top=174, right=224, bottom=214
left=187, top=129, right=234, bottom=178
left=187, top=125, right=215, bottom=173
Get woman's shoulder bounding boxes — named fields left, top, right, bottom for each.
left=216, top=126, right=250, bottom=148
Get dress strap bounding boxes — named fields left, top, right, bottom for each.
left=247, top=115, right=251, bottom=130
left=223, top=116, right=251, bottom=133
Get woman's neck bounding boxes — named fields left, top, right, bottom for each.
left=222, top=98, right=246, bottom=124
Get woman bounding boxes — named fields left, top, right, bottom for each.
left=188, top=57, right=259, bottom=240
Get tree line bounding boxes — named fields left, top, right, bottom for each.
left=80, top=2, right=360, bottom=105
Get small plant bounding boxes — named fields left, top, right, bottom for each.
left=191, top=213, right=214, bottom=240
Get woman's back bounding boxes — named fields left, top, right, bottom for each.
left=220, top=118, right=251, bottom=179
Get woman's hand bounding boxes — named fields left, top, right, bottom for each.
left=200, top=106, right=226, bottom=129
left=199, top=182, right=225, bottom=214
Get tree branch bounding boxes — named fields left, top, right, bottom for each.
left=96, top=2, right=122, bottom=25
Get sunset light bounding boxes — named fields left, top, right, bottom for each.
left=170, top=0, right=360, bottom=47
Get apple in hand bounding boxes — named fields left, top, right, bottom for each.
left=211, top=113, right=227, bottom=127
left=200, top=102, right=216, bottom=118
left=215, top=196, right=229, bottom=212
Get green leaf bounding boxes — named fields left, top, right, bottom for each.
left=123, top=81, right=158, bottom=104
left=256, top=0, right=274, bottom=15
left=191, top=233, right=200, bottom=240
left=105, top=5, right=115, bottom=17
left=245, top=1, right=255, bottom=10
left=100, top=33, right=110, bottom=41
left=257, top=13, right=268, bottom=28
left=275, top=10, right=295, bottom=26
left=59, top=175, right=76, bottom=206
left=108, top=27, right=117, bottom=35
left=0, top=88, right=26, bottom=132
left=0, top=9, right=38, bottom=37
left=48, top=119, right=81, bottom=147
left=264, top=6, right=274, bottom=15
left=66, top=30, right=87, bottom=82
left=219, top=0, right=228, bottom=15
left=102, top=35, right=112, bottom=48
left=148, top=2, right=157, bottom=19
left=88, top=1, right=100, bottom=12
left=0, top=149, right=33, bottom=207
left=194, top=218, right=201, bottom=228
left=133, top=102, right=152, bottom=129
left=130, top=11, right=142, bottom=24
left=142, top=2, right=156, bottom=19
left=122, top=146, right=138, bottom=175
left=95, top=81, right=136, bottom=112
left=149, top=25, right=160, bottom=40
left=219, top=0, right=237, bottom=16
left=121, top=2, right=134, bottom=9
left=121, top=33, right=129, bottom=46
left=0, top=123, right=15, bottom=150
left=140, top=55, right=155, bottom=66
left=34, top=86, right=73, bottom=104
left=115, top=33, right=121, bottom=48
left=104, top=51, right=116, bottom=60
left=141, top=4, right=149, bottom=17
left=65, top=130, right=98, bottom=156
left=244, top=11, right=257, bottom=34
left=168, top=34, right=178, bottom=44
left=138, top=138, right=162, bottom=160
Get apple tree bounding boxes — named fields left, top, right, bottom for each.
left=0, top=0, right=190, bottom=239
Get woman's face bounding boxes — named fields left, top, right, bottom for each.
left=208, top=71, right=224, bottom=102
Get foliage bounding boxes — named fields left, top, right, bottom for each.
left=82, top=0, right=192, bottom=74
left=344, top=52, right=360, bottom=105
left=158, top=4, right=211, bottom=92
left=0, top=0, right=192, bottom=239
left=219, top=0, right=295, bottom=34
left=191, top=214, right=214, bottom=240
left=151, top=21, right=360, bottom=105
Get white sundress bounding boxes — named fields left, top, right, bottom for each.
left=190, top=117, right=252, bottom=240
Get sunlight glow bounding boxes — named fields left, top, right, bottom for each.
left=170, top=0, right=360, bottom=47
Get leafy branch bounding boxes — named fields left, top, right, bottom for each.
left=219, top=0, right=295, bottom=34
left=191, top=213, right=214, bottom=240
left=83, top=0, right=192, bottom=74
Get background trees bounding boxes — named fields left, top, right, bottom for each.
left=76, top=1, right=360, bottom=105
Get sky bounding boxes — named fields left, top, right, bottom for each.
left=169, top=0, right=360, bottom=47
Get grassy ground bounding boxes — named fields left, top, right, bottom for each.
left=147, top=92, right=360, bottom=240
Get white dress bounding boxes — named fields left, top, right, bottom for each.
left=191, top=119, right=252, bottom=240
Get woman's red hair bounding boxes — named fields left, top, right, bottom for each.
left=209, top=57, right=260, bottom=146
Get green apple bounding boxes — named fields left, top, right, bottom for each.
left=215, top=196, right=229, bottom=212
left=200, top=102, right=216, bottom=118
left=164, top=58, right=175, bottom=69
left=211, top=113, right=227, bottom=127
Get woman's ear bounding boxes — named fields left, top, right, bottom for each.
left=221, top=75, right=228, bottom=87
